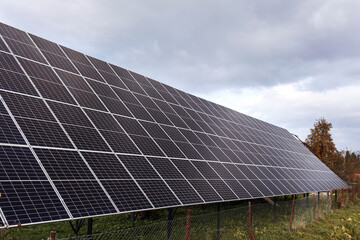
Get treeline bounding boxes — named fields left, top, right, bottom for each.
left=305, top=118, right=360, bottom=182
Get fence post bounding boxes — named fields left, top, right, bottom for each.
left=330, top=187, right=333, bottom=209
left=313, top=194, right=316, bottom=219
left=289, top=195, right=295, bottom=232
left=184, top=209, right=192, bottom=240
left=217, top=203, right=221, bottom=240
left=49, top=231, right=56, bottom=240
left=273, top=197, right=277, bottom=222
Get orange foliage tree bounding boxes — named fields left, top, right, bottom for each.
left=305, top=118, right=359, bottom=181
left=305, top=118, right=337, bottom=169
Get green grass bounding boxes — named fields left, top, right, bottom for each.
left=2, top=196, right=360, bottom=240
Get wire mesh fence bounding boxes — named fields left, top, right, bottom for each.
left=58, top=185, right=359, bottom=240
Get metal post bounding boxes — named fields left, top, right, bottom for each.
left=217, top=203, right=221, bottom=240
left=273, top=197, right=277, bottom=222
left=167, top=208, right=177, bottom=240
left=306, top=193, right=309, bottom=208
left=248, top=201, right=253, bottom=240
left=69, top=219, right=85, bottom=238
left=75, top=219, right=79, bottom=236
left=289, top=195, right=295, bottom=232
left=318, top=192, right=320, bottom=206
left=335, top=190, right=338, bottom=206
left=313, top=194, right=316, bottom=219
left=330, top=187, right=333, bottom=209
left=88, top=218, right=93, bottom=240
left=131, top=213, right=135, bottom=228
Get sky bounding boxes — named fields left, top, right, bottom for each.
left=0, top=0, right=359, bottom=151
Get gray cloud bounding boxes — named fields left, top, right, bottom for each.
left=0, top=0, right=359, bottom=150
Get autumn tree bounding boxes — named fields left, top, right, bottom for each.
left=343, top=150, right=360, bottom=181
left=305, top=118, right=338, bottom=170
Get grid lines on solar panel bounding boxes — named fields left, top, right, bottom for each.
left=0, top=23, right=34, bottom=45
left=0, top=69, right=38, bottom=96
left=53, top=180, right=116, bottom=218
left=101, top=180, right=153, bottom=211
left=165, top=180, right=204, bottom=204
left=136, top=180, right=180, bottom=207
left=207, top=180, right=237, bottom=200
left=147, top=157, right=185, bottom=179
left=119, top=155, right=160, bottom=179
left=16, top=117, right=73, bottom=149
left=0, top=113, right=26, bottom=145
left=188, top=180, right=222, bottom=202
left=34, top=148, right=95, bottom=180
left=0, top=181, right=69, bottom=225
left=0, top=37, right=9, bottom=52
left=0, top=51, right=24, bottom=73
left=4, top=37, right=46, bottom=63
left=81, top=152, right=131, bottom=179
left=0, top=146, right=46, bottom=180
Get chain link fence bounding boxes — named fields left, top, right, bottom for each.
left=58, top=185, right=358, bottom=240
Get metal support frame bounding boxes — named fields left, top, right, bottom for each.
left=69, top=219, right=86, bottom=237
left=217, top=203, right=221, bottom=240
left=306, top=193, right=309, bottom=208
left=88, top=218, right=93, bottom=239
left=167, top=208, right=177, bottom=240
left=273, top=197, right=277, bottom=222
left=131, top=213, right=135, bottom=228
left=313, top=194, right=316, bottom=219
left=335, top=190, right=338, bottom=204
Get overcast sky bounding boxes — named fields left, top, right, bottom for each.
left=1, top=0, right=359, bottom=151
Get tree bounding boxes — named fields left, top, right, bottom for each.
left=305, top=118, right=338, bottom=170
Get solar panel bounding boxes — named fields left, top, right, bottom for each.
left=0, top=21, right=348, bottom=227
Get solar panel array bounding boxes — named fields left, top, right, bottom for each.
left=0, top=22, right=347, bottom=227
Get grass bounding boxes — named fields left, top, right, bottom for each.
left=2, top=195, right=360, bottom=239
